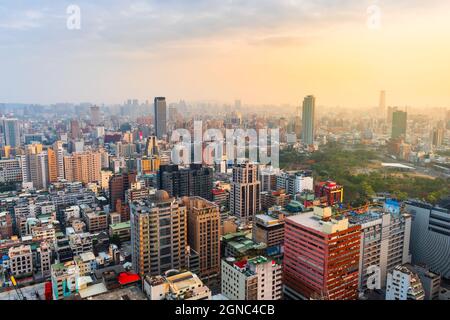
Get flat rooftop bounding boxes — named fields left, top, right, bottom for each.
left=286, top=211, right=323, bottom=232
left=89, top=286, right=146, bottom=300
left=109, top=221, right=131, bottom=230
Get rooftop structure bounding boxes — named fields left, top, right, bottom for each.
left=144, top=271, right=211, bottom=300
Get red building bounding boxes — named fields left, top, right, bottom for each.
left=315, top=181, right=344, bottom=206
left=283, top=207, right=360, bottom=300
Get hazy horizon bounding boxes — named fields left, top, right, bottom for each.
left=1, top=1, right=450, bottom=108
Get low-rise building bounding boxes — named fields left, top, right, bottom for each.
left=8, top=245, right=33, bottom=278
left=144, top=271, right=211, bottom=300
left=386, top=264, right=425, bottom=300
left=51, top=261, right=80, bottom=300
left=109, top=221, right=131, bottom=242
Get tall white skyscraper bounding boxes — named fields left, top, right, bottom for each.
left=154, top=97, right=167, bottom=139
left=301, top=95, right=315, bottom=146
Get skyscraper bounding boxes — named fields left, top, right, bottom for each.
left=2, top=118, right=21, bottom=148
left=130, top=191, right=187, bottom=277
left=301, top=95, right=315, bottom=146
left=230, top=162, right=261, bottom=223
left=109, top=171, right=137, bottom=211
left=154, top=97, right=167, bottom=139
left=63, top=152, right=102, bottom=184
left=391, top=110, right=407, bottom=139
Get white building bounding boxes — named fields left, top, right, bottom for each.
left=386, top=264, right=425, bottom=300
left=144, top=271, right=211, bottom=300
left=221, top=256, right=282, bottom=300
left=353, top=201, right=412, bottom=291
left=276, top=171, right=313, bottom=196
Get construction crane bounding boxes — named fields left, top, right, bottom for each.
left=5, top=270, right=27, bottom=300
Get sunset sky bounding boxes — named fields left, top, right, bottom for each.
left=1, top=0, right=450, bottom=108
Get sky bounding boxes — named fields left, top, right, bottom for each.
left=1, top=0, right=450, bottom=108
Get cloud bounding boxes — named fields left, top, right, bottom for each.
left=0, top=9, right=46, bottom=30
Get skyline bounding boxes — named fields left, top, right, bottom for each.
left=1, top=1, right=450, bottom=108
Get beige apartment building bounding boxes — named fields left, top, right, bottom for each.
left=184, top=197, right=221, bottom=280
left=63, top=152, right=102, bottom=184
left=130, top=191, right=187, bottom=277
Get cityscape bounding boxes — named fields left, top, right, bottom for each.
left=0, top=0, right=449, bottom=307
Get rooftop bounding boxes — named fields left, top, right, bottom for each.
left=109, top=221, right=131, bottom=230
left=89, top=285, right=146, bottom=300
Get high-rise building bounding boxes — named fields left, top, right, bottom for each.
left=351, top=200, right=412, bottom=291
left=90, top=105, right=101, bottom=126
left=145, top=136, right=159, bottom=156
left=283, top=206, right=361, bottom=300
left=431, top=126, right=444, bottom=147
left=19, top=148, right=49, bottom=190
left=2, top=118, right=21, bottom=148
left=63, top=152, right=102, bottom=184
left=301, top=95, right=315, bottom=146
left=130, top=191, right=187, bottom=277
left=391, top=110, right=407, bottom=139
left=184, top=197, right=220, bottom=280
left=53, top=141, right=65, bottom=180
left=108, top=171, right=137, bottom=211
left=138, top=156, right=161, bottom=175
left=154, top=97, right=167, bottom=139
left=230, top=162, right=261, bottom=223
left=386, top=264, right=425, bottom=300
left=221, top=256, right=282, bottom=300
left=158, top=164, right=213, bottom=201
left=47, top=148, right=58, bottom=183
left=70, top=119, right=81, bottom=140
left=259, top=166, right=280, bottom=192
left=405, top=200, right=450, bottom=279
